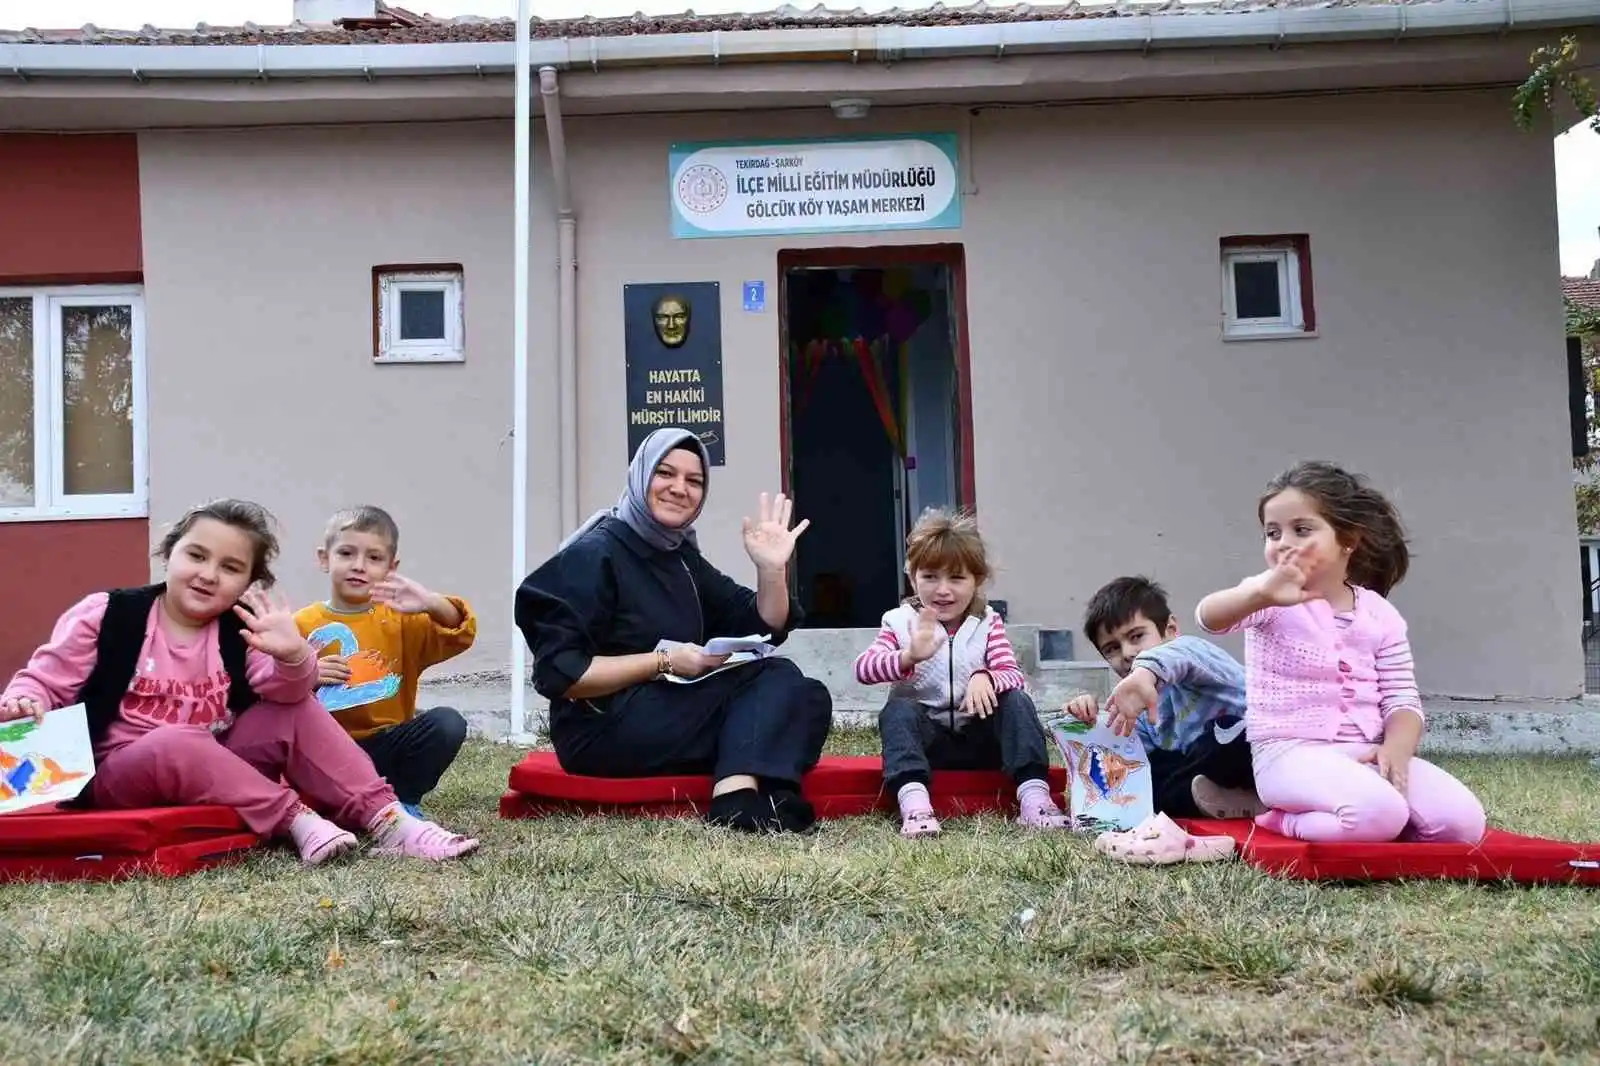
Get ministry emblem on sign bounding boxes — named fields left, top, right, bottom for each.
left=676, top=164, right=729, bottom=214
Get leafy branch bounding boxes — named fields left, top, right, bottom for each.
left=1571, top=296, right=1600, bottom=339
left=1514, top=35, right=1598, bottom=134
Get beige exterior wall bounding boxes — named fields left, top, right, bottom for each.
left=137, top=86, right=1580, bottom=698
left=138, top=122, right=559, bottom=676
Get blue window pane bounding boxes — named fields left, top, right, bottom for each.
left=1232, top=261, right=1282, bottom=320
left=399, top=290, right=446, bottom=340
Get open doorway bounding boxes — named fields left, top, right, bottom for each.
left=779, top=245, right=974, bottom=629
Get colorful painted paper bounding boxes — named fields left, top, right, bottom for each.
left=1043, top=713, right=1154, bottom=833
left=0, top=704, right=95, bottom=813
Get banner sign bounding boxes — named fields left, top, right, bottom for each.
left=668, top=133, right=962, bottom=239
left=623, top=281, right=726, bottom=466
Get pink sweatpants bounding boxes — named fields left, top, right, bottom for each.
left=90, top=697, right=397, bottom=837
left=1252, top=740, right=1487, bottom=844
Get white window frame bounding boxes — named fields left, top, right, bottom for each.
left=375, top=268, right=465, bottom=364
left=0, top=285, right=147, bottom=523
left=1221, top=246, right=1307, bottom=340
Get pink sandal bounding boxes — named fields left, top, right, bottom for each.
left=368, top=804, right=480, bottom=861
left=1095, top=813, right=1236, bottom=866
left=900, top=809, right=942, bottom=839
left=1016, top=799, right=1072, bottom=831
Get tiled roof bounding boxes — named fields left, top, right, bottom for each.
left=0, top=0, right=1461, bottom=46
left=1568, top=277, right=1600, bottom=311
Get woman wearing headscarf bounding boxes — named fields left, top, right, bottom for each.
left=515, top=428, right=834, bottom=833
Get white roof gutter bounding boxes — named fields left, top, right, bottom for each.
left=2, top=0, right=1598, bottom=80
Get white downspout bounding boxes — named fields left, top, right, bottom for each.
left=508, top=0, right=532, bottom=743
left=540, top=65, right=579, bottom=537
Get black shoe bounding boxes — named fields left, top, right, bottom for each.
left=706, top=789, right=783, bottom=833
left=765, top=788, right=817, bottom=834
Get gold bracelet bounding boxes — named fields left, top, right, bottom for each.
left=656, top=649, right=673, bottom=678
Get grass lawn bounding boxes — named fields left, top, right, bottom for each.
left=2, top=733, right=1597, bottom=1065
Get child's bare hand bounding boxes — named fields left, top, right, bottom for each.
left=234, top=587, right=313, bottom=664
left=372, top=573, right=436, bottom=614
left=0, top=695, right=46, bottom=723
left=1062, top=693, right=1099, bottom=724
left=962, top=672, right=997, bottom=718
left=1359, top=741, right=1413, bottom=793
left=316, top=655, right=352, bottom=687
left=906, top=607, right=943, bottom=665
left=1106, top=667, right=1161, bottom=737
left=1250, top=552, right=1314, bottom=607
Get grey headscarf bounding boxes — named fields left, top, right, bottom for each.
left=560, top=427, right=710, bottom=552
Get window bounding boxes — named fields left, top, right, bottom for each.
left=1570, top=334, right=1592, bottom=460
left=374, top=265, right=464, bottom=363
left=1220, top=236, right=1315, bottom=340
left=0, top=286, right=145, bottom=522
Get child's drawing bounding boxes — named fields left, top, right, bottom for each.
left=1043, top=714, right=1155, bottom=832
left=0, top=704, right=95, bottom=814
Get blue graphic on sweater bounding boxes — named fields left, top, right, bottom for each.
left=307, top=621, right=400, bottom=712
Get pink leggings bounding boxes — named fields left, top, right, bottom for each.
left=1252, top=740, right=1487, bottom=844
left=90, top=697, right=397, bottom=837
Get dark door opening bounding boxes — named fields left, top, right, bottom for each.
left=779, top=247, right=973, bottom=629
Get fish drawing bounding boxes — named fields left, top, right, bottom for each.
left=0, top=749, right=87, bottom=802
left=1067, top=742, right=1146, bottom=807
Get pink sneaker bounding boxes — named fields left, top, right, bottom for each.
left=368, top=803, right=479, bottom=861
left=287, top=809, right=357, bottom=866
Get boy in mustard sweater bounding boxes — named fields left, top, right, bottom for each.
left=295, top=506, right=476, bottom=820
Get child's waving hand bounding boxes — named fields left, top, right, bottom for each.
left=1106, top=667, right=1161, bottom=737
left=234, top=587, right=313, bottom=664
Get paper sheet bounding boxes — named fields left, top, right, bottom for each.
left=0, top=703, right=95, bottom=814
left=703, top=634, right=774, bottom=657
left=654, top=635, right=776, bottom=684
left=1041, top=711, right=1154, bottom=833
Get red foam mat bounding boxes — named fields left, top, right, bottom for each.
left=0, top=803, right=262, bottom=883
left=1175, top=818, right=1600, bottom=885
left=501, top=752, right=1067, bottom=820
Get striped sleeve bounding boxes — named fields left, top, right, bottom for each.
left=982, top=617, right=1028, bottom=693
left=1375, top=633, right=1423, bottom=723
left=854, top=624, right=910, bottom=685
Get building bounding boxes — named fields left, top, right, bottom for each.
left=2, top=0, right=1597, bottom=715
left=1567, top=271, right=1600, bottom=685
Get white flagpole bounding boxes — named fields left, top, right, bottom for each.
left=510, top=0, right=532, bottom=741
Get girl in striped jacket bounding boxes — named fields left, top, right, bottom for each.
left=853, top=508, right=1068, bottom=838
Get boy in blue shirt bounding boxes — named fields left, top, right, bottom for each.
left=1064, top=576, right=1262, bottom=819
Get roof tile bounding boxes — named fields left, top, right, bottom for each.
left=1567, top=277, right=1600, bottom=311
left=0, top=0, right=1455, bottom=46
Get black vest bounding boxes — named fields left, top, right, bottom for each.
left=74, top=584, right=260, bottom=744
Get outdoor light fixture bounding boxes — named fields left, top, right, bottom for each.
left=830, top=98, right=871, bottom=119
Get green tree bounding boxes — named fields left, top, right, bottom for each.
left=1517, top=37, right=1600, bottom=531
left=1514, top=35, right=1597, bottom=135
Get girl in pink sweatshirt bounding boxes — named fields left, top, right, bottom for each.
left=0, top=498, right=478, bottom=865
left=1196, top=461, right=1486, bottom=845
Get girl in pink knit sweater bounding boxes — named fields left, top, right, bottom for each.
left=1196, top=462, right=1485, bottom=844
